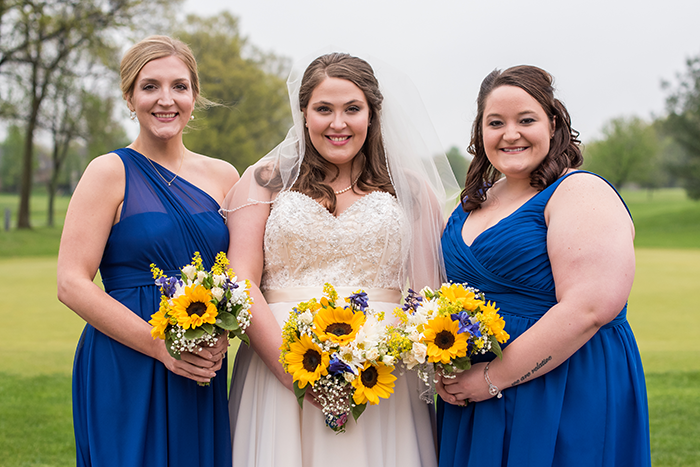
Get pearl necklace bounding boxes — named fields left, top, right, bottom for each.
left=145, top=147, right=185, bottom=186
left=334, top=174, right=361, bottom=195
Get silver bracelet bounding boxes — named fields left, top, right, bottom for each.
left=484, top=362, right=502, bottom=399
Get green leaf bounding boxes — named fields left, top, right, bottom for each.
left=200, top=323, right=214, bottom=335
left=184, top=327, right=205, bottom=340
left=293, top=381, right=307, bottom=409
left=216, top=311, right=239, bottom=331
left=351, top=402, right=367, bottom=421
left=490, top=336, right=503, bottom=359
left=164, top=335, right=181, bottom=360
left=453, top=356, right=472, bottom=371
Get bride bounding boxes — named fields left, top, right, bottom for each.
left=224, top=52, right=458, bottom=467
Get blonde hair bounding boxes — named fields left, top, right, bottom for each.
left=120, top=35, right=212, bottom=109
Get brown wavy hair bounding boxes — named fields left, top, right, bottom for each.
left=460, top=65, right=582, bottom=212
left=256, top=53, right=394, bottom=212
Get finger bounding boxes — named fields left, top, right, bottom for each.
left=181, top=351, right=217, bottom=368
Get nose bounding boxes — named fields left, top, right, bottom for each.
left=158, top=88, right=175, bottom=106
left=330, top=112, right=347, bottom=130
left=503, top=123, right=520, bottom=142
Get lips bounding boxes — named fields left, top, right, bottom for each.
left=501, top=147, right=527, bottom=153
left=153, top=112, right=178, bottom=118
left=326, top=135, right=351, bottom=142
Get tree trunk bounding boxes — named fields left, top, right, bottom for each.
left=17, top=108, right=37, bottom=229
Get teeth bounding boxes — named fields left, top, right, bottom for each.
left=328, top=136, right=350, bottom=142
left=502, top=147, right=525, bottom=152
left=155, top=113, right=177, bottom=118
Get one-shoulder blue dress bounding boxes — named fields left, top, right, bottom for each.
left=438, top=171, right=651, bottom=466
left=72, top=148, right=232, bottom=467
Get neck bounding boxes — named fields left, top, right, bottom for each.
left=130, top=136, right=184, bottom=165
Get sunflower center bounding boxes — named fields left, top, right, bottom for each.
left=326, top=322, right=353, bottom=337
left=435, top=330, right=455, bottom=350
left=360, top=366, right=379, bottom=388
left=186, top=302, right=208, bottom=317
left=302, top=349, right=322, bottom=372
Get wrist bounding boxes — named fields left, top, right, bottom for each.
left=484, top=361, right=503, bottom=399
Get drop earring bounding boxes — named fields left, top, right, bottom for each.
left=130, top=110, right=136, bottom=120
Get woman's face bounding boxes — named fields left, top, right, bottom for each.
left=304, top=77, right=371, bottom=172
left=481, top=85, right=554, bottom=180
left=128, top=55, right=195, bottom=143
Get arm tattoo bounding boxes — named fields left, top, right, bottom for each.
left=510, top=356, right=553, bottom=387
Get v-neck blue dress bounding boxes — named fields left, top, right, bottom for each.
left=72, top=148, right=232, bottom=466
left=437, top=171, right=651, bottom=466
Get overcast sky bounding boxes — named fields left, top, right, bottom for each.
left=182, top=0, right=700, bottom=154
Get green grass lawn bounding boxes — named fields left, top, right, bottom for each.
left=0, top=188, right=699, bottom=465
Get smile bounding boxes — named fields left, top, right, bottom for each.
left=501, top=147, right=527, bottom=153
left=326, top=135, right=351, bottom=142
left=153, top=112, right=178, bottom=118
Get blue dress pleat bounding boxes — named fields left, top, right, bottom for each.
left=437, top=171, right=651, bottom=467
left=72, top=148, right=232, bottom=467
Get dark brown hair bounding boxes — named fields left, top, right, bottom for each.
left=257, top=53, right=394, bottom=212
left=460, top=65, right=582, bottom=211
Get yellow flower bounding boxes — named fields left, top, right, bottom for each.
left=211, top=252, right=230, bottom=276
left=284, top=334, right=330, bottom=388
left=479, top=301, right=510, bottom=343
left=352, top=362, right=396, bottom=405
left=423, top=316, right=469, bottom=364
left=148, top=309, right=170, bottom=340
left=314, top=305, right=365, bottom=346
left=171, top=284, right=217, bottom=329
left=439, top=283, right=485, bottom=312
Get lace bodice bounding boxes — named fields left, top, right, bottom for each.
left=261, top=191, right=408, bottom=293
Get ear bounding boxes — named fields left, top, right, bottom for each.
left=550, top=116, right=556, bottom=138
left=125, top=96, right=134, bottom=112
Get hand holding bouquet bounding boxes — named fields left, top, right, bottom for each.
left=148, top=252, right=253, bottom=383
left=279, top=284, right=398, bottom=433
left=392, top=283, right=510, bottom=383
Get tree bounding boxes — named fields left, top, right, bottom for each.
left=663, top=54, right=700, bottom=200
left=445, top=146, right=469, bottom=186
left=3, top=0, right=179, bottom=229
left=0, top=124, right=23, bottom=192
left=177, top=13, right=291, bottom=171
left=582, top=116, right=659, bottom=189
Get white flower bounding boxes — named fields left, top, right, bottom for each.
left=298, top=310, right=313, bottom=325
left=344, top=372, right=356, bottom=382
left=382, top=355, right=395, bottom=366
left=211, top=286, right=225, bottom=302
left=182, top=265, right=197, bottom=281
left=196, top=271, right=207, bottom=284
left=365, top=347, right=380, bottom=361
left=403, top=342, right=427, bottom=369
left=212, top=274, right=225, bottom=287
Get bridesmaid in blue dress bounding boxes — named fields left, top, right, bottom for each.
left=57, top=36, right=239, bottom=466
left=436, top=66, right=651, bottom=466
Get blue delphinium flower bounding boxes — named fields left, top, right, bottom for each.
left=224, top=277, right=239, bottom=290
left=328, top=354, right=352, bottom=376
left=155, top=276, right=182, bottom=298
left=451, top=311, right=482, bottom=337
left=402, top=288, right=423, bottom=312
left=348, top=291, right=369, bottom=312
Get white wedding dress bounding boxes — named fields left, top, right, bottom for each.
left=228, top=190, right=437, bottom=467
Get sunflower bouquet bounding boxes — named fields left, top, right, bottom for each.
left=279, top=284, right=398, bottom=433
left=148, top=252, right=252, bottom=383
left=391, top=283, right=510, bottom=384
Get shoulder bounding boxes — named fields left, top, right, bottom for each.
left=191, top=152, right=240, bottom=195
left=79, top=152, right=126, bottom=189
left=546, top=170, right=632, bottom=228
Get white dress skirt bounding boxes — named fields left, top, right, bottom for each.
left=228, top=191, right=437, bottom=467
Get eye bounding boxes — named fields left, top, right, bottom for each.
left=520, top=117, right=536, bottom=124
left=486, top=119, right=503, bottom=127
left=175, top=83, right=189, bottom=91
left=143, top=83, right=157, bottom=91
left=347, top=105, right=361, bottom=113
left=314, top=105, right=331, bottom=113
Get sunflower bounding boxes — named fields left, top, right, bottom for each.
left=314, top=305, right=365, bottom=346
left=423, top=316, right=469, bottom=364
left=351, top=361, right=396, bottom=405
left=171, top=284, right=218, bottom=329
left=148, top=309, right=170, bottom=340
left=284, top=334, right=330, bottom=388
left=439, top=283, right=484, bottom=312
left=479, top=301, right=510, bottom=343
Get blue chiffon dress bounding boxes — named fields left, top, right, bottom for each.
left=437, top=171, right=651, bottom=467
left=72, top=148, right=232, bottom=467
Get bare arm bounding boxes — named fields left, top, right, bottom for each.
left=57, top=154, right=223, bottom=383
left=439, top=173, right=635, bottom=404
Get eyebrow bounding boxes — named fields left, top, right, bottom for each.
left=312, top=99, right=365, bottom=106
left=485, top=109, right=539, bottom=119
